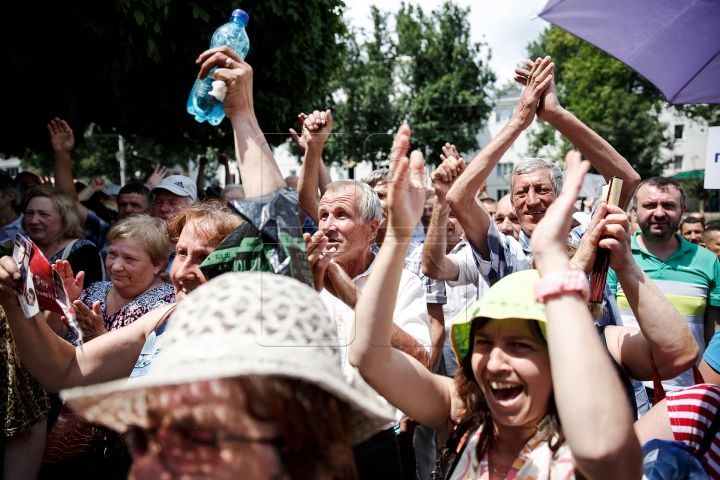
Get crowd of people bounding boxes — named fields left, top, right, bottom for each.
left=0, top=47, right=718, bottom=480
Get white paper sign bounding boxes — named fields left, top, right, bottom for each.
left=705, top=126, right=720, bottom=189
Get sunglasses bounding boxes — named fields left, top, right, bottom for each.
left=126, top=425, right=286, bottom=458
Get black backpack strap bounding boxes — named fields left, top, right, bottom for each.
left=696, top=403, right=720, bottom=459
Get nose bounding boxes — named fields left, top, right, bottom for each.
left=173, top=257, right=200, bottom=287
left=526, top=188, right=539, bottom=206
left=486, top=346, right=511, bottom=374
left=322, top=214, right=339, bottom=232
left=109, top=256, right=124, bottom=272
left=499, top=217, right=512, bottom=234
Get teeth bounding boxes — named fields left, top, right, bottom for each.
left=181, top=287, right=190, bottom=294
left=490, top=381, right=520, bottom=390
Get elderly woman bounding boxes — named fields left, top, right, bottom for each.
left=61, top=272, right=394, bottom=480
left=23, top=186, right=103, bottom=288
left=57, top=215, right=174, bottom=343
left=348, top=144, right=642, bottom=478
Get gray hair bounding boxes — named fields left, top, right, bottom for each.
left=362, top=169, right=390, bottom=189
left=509, top=158, right=563, bottom=199
left=220, top=184, right=245, bottom=202
left=324, top=180, right=382, bottom=224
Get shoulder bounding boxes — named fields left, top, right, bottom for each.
left=68, top=239, right=100, bottom=255
left=140, top=283, right=176, bottom=305
left=81, top=281, right=112, bottom=302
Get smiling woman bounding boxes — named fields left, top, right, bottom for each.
left=61, top=215, right=175, bottom=344
left=22, top=186, right=103, bottom=288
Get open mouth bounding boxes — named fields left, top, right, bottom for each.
left=489, top=381, right=524, bottom=405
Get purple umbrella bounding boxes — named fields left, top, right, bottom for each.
left=538, top=0, right=720, bottom=105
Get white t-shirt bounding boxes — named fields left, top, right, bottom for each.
left=319, top=257, right=431, bottom=424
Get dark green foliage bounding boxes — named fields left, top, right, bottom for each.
left=525, top=26, right=673, bottom=178
left=395, top=2, right=495, bottom=164
left=5, top=0, right=345, bottom=178
left=292, top=1, right=495, bottom=168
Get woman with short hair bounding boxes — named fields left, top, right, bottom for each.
left=60, top=215, right=174, bottom=343
left=23, top=186, right=103, bottom=288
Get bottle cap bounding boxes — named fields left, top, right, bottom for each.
left=231, top=9, right=249, bottom=25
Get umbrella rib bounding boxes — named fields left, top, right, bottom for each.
left=668, top=48, right=720, bottom=104
left=538, top=0, right=571, bottom=16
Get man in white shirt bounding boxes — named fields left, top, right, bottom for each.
left=305, top=178, right=431, bottom=480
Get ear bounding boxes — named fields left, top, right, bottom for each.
left=153, top=259, right=166, bottom=276
left=367, top=218, right=379, bottom=242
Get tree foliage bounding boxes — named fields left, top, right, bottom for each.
left=525, top=26, right=673, bottom=178
left=293, top=1, right=495, bottom=169
left=4, top=0, right=345, bottom=177
left=395, top=2, right=495, bottom=164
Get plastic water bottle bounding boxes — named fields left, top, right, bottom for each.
left=187, top=9, right=250, bottom=126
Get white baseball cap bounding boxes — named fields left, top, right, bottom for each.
left=150, top=175, right=197, bottom=202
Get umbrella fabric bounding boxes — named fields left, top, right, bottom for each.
left=539, top=0, right=720, bottom=105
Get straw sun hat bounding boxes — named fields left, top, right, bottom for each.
left=62, top=271, right=394, bottom=444
left=450, top=269, right=547, bottom=361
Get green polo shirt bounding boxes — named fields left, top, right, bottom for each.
left=607, top=232, right=720, bottom=390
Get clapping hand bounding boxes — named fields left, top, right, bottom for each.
left=54, top=260, right=84, bottom=302
left=512, top=56, right=555, bottom=129
left=515, top=57, right=563, bottom=123
left=386, top=125, right=426, bottom=239
left=47, top=118, right=75, bottom=153
left=433, top=143, right=466, bottom=200
left=70, top=300, right=106, bottom=341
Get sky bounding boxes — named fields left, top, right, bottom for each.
left=342, top=0, right=551, bottom=86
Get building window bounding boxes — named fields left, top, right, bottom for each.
left=496, top=163, right=512, bottom=178
left=497, top=189, right=509, bottom=200
left=495, top=108, right=514, bottom=123
left=674, top=125, right=684, bottom=139
left=674, top=155, right=683, bottom=170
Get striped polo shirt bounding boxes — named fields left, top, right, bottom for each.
left=607, top=232, right=720, bottom=391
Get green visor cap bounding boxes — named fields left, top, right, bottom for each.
left=450, top=269, right=546, bottom=362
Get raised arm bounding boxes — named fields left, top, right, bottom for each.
left=296, top=110, right=332, bottom=225
left=572, top=203, right=699, bottom=380
left=516, top=59, right=640, bottom=209
left=422, top=149, right=465, bottom=280
left=0, top=256, right=169, bottom=392
left=196, top=156, right=208, bottom=197
left=219, top=155, right=232, bottom=186
left=77, top=178, right=106, bottom=202
left=446, top=57, right=555, bottom=259
left=349, top=126, right=455, bottom=436
left=48, top=118, right=90, bottom=227
left=531, top=156, right=641, bottom=479
left=196, top=47, right=285, bottom=198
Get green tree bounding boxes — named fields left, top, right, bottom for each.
left=5, top=0, right=346, bottom=174
left=395, top=2, right=495, bottom=164
left=292, top=1, right=495, bottom=170
left=525, top=26, right=673, bottom=178
left=293, top=9, right=399, bottom=170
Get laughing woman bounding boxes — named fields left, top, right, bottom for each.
left=347, top=131, right=641, bottom=480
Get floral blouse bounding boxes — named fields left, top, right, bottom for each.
left=66, top=282, right=174, bottom=344
left=450, top=417, right=575, bottom=480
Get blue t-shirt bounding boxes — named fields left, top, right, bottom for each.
left=85, top=209, right=111, bottom=260
left=703, top=328, right=720, bottom=373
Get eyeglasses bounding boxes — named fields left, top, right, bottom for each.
left=126, top=425, right=286, bottom=459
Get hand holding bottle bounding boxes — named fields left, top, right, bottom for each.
left=196, top=46, right=254, bottom=120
